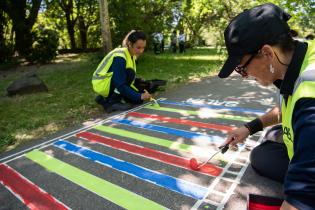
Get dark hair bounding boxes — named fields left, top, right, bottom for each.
left=122, top=30, right=146, bottom=47
left=306, top=34, right=314, bottom=40
left=266, top=32, right=295, bottom=52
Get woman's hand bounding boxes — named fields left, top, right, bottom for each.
left=221, top=126, right=250, bottom=147
left=141, top=89, right=152, bottom=101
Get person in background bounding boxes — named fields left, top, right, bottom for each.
left=218, top=3, right=315, bottom=210
left=160, top=32, right=164, bottom=53
left=152, top=31, right=164, bottom=54
left=178, top=30, right=186, bottom=53
left=92, top=30, right=152, bottom=113
left=170, top=30, right=177, bottom=53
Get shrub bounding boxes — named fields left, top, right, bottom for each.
left=0, top=41, right=13, bottom=63
left=26, top=27, right=59, bottom=64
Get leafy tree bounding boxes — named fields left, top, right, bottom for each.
left=76, top=0, right=99, bottom=49
left=2, top=0, right=42, bottom=57
left=26, top=27, right=59, bottom=64
left=109, top=0, right=176, bottom=47
left=57, top=0, right=77, bottom=49
left=0, top=4, right=13, bottom=62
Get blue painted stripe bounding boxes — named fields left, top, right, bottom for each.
left=54, top=140, right=208, bottom=200
left=111, top=118, right=224, bottom=144
left=159, top=100, right=265, bottom=115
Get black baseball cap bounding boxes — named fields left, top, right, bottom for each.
left=218, top=3, right=291, bottom=78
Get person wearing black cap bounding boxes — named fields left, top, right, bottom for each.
left=218, top=3, right=315, bottom=210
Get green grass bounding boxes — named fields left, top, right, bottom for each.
left=0, top=48, right=223, bottom=152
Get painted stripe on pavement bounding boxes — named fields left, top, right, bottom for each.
left=25, top=150, right=167, bottom=210
left=77, top=131, right=222, bottom=176
left=159, top=100, right=265, bottom=115
left=53, top=140, right=208, bottom=200
left=111, top=118, right=224, bottom=144
left=0, top=163, right=69, bottom=210
left=127, top=112, right=234, bottom=132
left=144, top=106, right=253, bottom=122
left=93, top=125, right=193, bottom=152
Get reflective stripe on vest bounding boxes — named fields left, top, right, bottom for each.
left=91, top=48, right=137, bottom=97
left=281, top=40, right=315, bottom=160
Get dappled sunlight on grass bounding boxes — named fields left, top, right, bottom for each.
left=15, top=123, right=60, bottom=141
left=5, top=123, right=61, bottom=151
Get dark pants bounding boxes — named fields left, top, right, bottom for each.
left=107, top=68, right=143, bottom=105
left=250, top=125, right=289, bottom=183
left=179, top=42, right=185, bottom=53
left=153, top=43, right=160, bottom=54
left=171, top=43, right=177, bottom=53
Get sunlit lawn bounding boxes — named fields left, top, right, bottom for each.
left=0, top=47, right=223, bottom=152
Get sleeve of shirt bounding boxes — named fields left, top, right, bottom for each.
left=284, top=98, right=315, bottom=209
left=110, top=57, right=142, bottom=103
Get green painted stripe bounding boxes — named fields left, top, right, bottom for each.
left=144, top=105, right=253, bottom=122
left=94, top=125, right=192, bottom=152
left=25, top=150, right=167, bottom=210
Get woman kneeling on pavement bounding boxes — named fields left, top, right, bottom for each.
left=92, top=30, right=152, bottom=113
left=219, top=3, right=315, bottom=210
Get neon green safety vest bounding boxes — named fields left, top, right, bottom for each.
left=92, top=47, right=138, bottom=97
left=282, top=40, right=315, bottom=160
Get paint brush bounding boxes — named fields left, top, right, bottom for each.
left=150, top=97, right=160, bottom=107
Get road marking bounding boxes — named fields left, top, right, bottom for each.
left=25, top=150, right=168, bottom=210
left=94, top=125, right=192, bottom=152
left=127, top=112, right=235, bottom=132
left=53, top=140, right=209, bottom=200
left=111, top=118, right=225, bottom=143
left=159, top=100, right=265, bottom=115
left=0, top=163, right=69, bottom=210
left=77, top=131, right=222, bottom=176
left=144, top=106, right=254, bottom=122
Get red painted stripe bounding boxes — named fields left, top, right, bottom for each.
left=248, top=202, right=281, bottom=210
left=0, top=164, right=68, bottom=210
left=127, top=112, right=234, bottom=132
left=77, top=131, right=222, bottom=176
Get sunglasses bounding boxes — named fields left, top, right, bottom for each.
left=234, top=53, right=257, bottom=78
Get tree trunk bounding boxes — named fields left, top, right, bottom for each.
left=2, top=0, right=42, bottom=57
left=99, top=0, right=112, bottom=54
left=59, top=0, right=76, bottom=50
left=78, top=16, right=87, bottom=49
left=65, top=14, right=76, bottom=49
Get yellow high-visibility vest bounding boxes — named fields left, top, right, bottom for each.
left=281, top=40, right=315, bottom=160
left=92, top=47, right=138, bottom=97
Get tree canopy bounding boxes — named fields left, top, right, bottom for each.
left=0, top=0, right=314, bottom=63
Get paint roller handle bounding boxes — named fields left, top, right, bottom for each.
left=218, top=136, right=236, bottom=154
left=141, top=89, right=152, bottom=101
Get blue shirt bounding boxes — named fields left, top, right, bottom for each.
left=108, top=57, right=142, bottom=103
left=284, top=98, right=315, bottom=209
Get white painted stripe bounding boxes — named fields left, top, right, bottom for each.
left=216, top=131, right=267, bottom=210
left=191, top=131, right=266, bottom=210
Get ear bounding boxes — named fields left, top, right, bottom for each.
left=127, top=41, right=132, bottom=48
left=260, top=45, right=274, bottom=61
